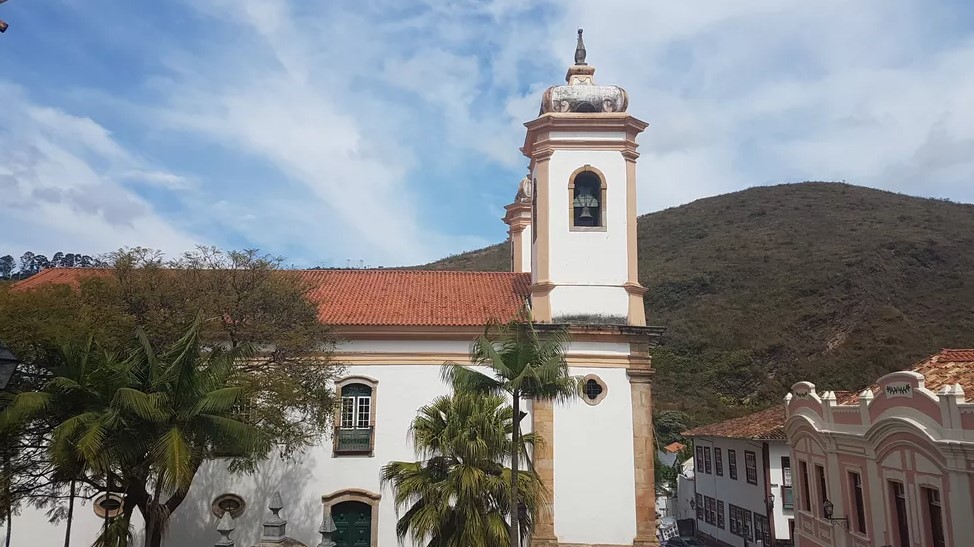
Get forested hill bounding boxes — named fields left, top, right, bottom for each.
left=423, top=182, right=974, bottom=425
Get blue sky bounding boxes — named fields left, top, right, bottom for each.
left=2, top=0, right=974, bottom=267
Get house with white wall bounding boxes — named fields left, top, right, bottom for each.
left=685, top=407, right=795, bottom=546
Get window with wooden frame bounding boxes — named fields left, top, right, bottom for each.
left=745, top=450, right=758, bottom=485
left=695, top=493, right=704, bottom=521
left=890, top=481, right=910, bottom=547
left=781, top=456, right=793, bottom=510
left=696, top=446, right=705, bottom=473
left=754, top=513, right=771, bottom=544
left=568, top=167, right=606, bottom=230
left=334, top=377, right=378, bottom=456
left=728, top=449, right=738, bottom=480
left=704, top=447, right=712, bottom=474
left=716, top=500, right=725, bottom=529
left=743, top=508, right=753, bottom=540
left=715, top=447, right=723, bottom=476
left=705, top=496, right=716, bottom=525
left=799, top=460, right=811, bottom=511
left=815, top=464, right=828, bottom=516
left=729, top=504, right=741, bottom=536
left=923, top=487, right=946, bottom=547
left=849, top=471, right=866, bottom=534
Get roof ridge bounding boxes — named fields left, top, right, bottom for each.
left=298, top=269, right=525, bottom=275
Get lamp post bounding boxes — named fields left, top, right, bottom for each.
left=0, top=343, right=19, bottom=391
left=822, top=499, right=849, bottom=528
left=0, top=0, right=11, bottom=33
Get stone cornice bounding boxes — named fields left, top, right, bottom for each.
left=520, top=112, right=648, bottom=160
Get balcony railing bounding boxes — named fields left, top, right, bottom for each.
left=334, top=426, right=374, bottom=455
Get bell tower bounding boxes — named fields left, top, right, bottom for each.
left=522, top=29, right=649, bottom=326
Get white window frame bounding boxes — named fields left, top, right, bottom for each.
left=340, top=393, right=372, bottom=430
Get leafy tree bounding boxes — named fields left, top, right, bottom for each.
left=0, top=246, right=340, bottom=545
left=0, top=256, right=13, bottom=280
left=380, top=392, right=544, bottom=547
left=441, top=321, right=577, bottom=547
left=18, top=253, right=36, bottom=277
left=3, top=316, right=264, bottom=547
left=654, top=410, right=689, bottom=448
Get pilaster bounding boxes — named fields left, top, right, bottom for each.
left=628, top=347, right=658, bottom=547
left=531, top=399, right=558, bottom=546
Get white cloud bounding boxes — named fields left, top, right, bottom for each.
left=5, top=0, right=973, bottom=265
left=0, top=84, right=202, bottom=258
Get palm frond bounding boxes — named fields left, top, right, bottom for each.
left=111, top=387, right=167, bottom=421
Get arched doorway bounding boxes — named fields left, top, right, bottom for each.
left=332, top=500, right=372, bottom=547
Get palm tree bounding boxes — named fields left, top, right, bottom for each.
left=381, top=392, right=544, bottom=547
left=2, top=315, right=265, bottom=547
left=441, top=320, right=577, bottom=547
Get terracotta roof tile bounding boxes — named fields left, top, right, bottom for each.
left=10, top=268, right=106, bottom=290
left=663, top=442, right=685, bottom=453
left=299, top=270, right=530, bottom=327
left=815, top=349, right=974, bottom=405
left=905, top=349, right=974, bottom=401
left=11, top=268, right=531, bottom=328
left=683, top=406, right=786, bottom=441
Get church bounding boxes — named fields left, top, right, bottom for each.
left=10, top=31, right=663, bottom=547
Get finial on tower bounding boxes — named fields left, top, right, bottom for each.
left=574, top=28, right=587, bottom=65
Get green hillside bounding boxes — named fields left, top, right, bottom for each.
left=423, top=182, right=974, bottom=425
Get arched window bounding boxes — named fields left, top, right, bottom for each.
left=334, top=377, right=378, bottom=456
left=569, top=168, right=605, bottom=229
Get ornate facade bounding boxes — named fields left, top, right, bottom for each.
left=785, top=350, right=974, bottom=547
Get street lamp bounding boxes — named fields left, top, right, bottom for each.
left=766, top=492, right=775, bottom=511
left=0, top=0, right=12, bottom=33
left=822, top=499, right=849, bottom=528
left=0, top=343, right=20, bottom=391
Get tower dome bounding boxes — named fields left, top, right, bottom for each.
left=539, top=29, right=629, bottom=114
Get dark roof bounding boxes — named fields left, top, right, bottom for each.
left=683, top=406, right=786, bottom=441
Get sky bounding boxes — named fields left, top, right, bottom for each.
left=2, top=0, right=973, bottom=267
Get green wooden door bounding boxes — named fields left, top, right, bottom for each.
left=332, top=501, right=372, bottom=547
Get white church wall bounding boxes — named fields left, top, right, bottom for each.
left=162, top=364, right=489, bottom=547
left=566, top=340, right=630, bottom=356
left=548, top=284, right=630, bottom=319
left=553, top=366, right=637, bottom=544
left=3, top=365, right=476, bottom=547
left=545, top=149, right=629, bottom=287
left=337, top=339, right=473, bottom=355
left=6, top=349, right=640, bottom=547
left=2, top=500, right=146, bottom=547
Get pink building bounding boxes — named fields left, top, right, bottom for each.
left=785, top=349, right=974, bottom=547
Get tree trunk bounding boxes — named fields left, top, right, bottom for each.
left=63, top=480, right=75, bottom=547
left=509, top=393, right=521, bottom=547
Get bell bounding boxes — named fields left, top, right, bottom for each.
left=579, top=207, right=593, bottom=220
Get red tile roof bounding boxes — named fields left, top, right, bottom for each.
left=10, top=268, right=106, bottom=290
left=904, top=349, right=974, bottom=401
left=663, top=442, right=686, bottom=453
left=301, top=270, right=530, bottom=327
left=683, top=405, right=786, bottom=441
left=12, top=268, right=532, bottom=328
